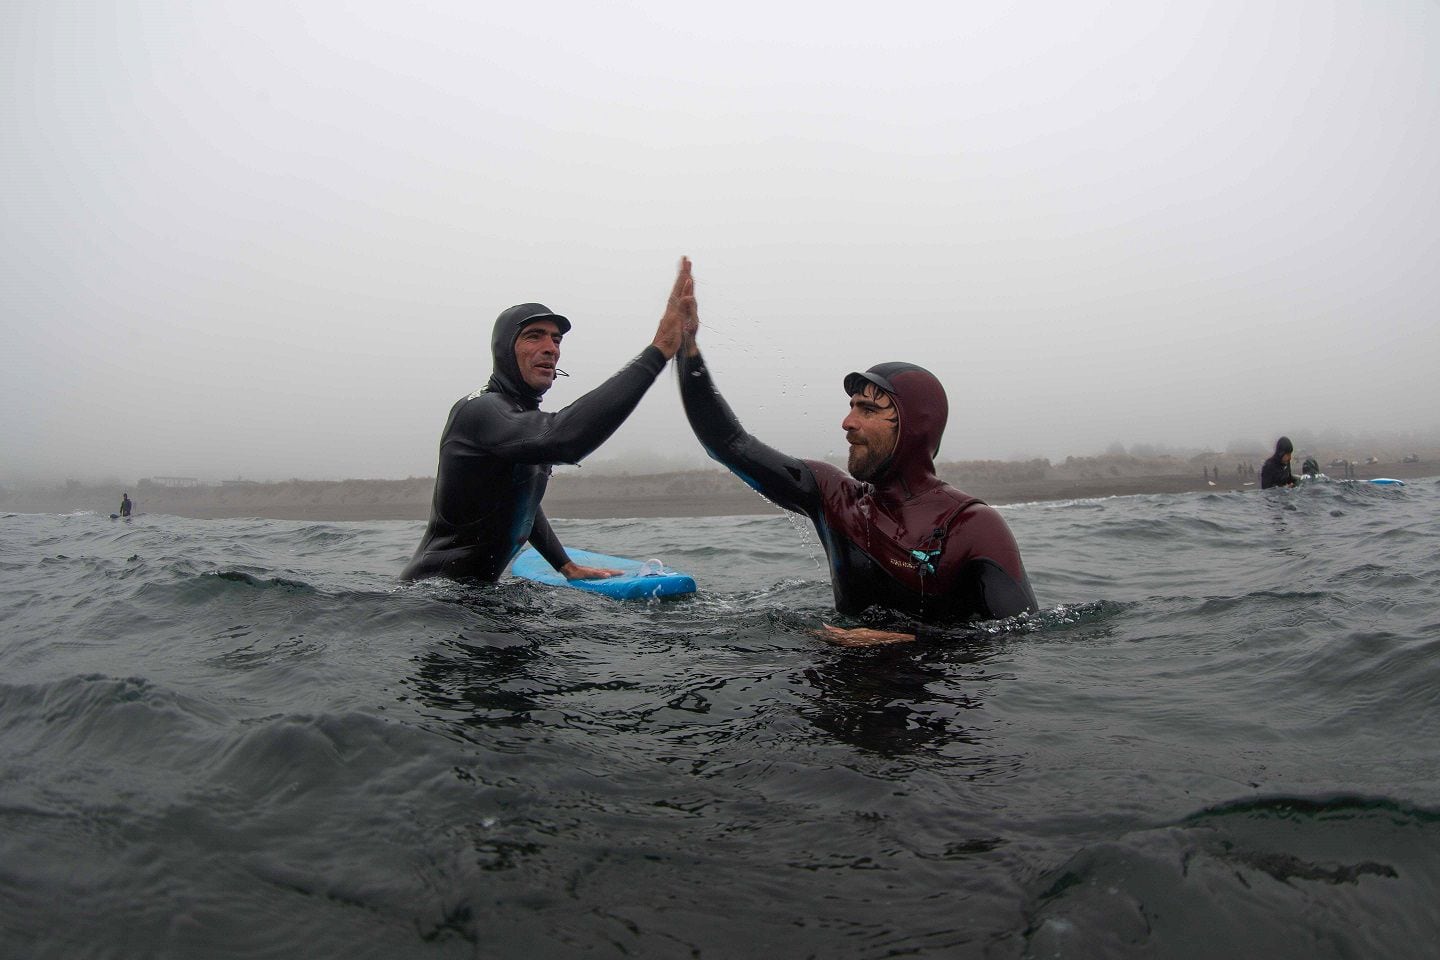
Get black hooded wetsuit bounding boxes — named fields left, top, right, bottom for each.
left=1260, top=436, right=1297, bottom=490
left=678, top=352, right=1038, bottom=625
left=402, top=303, right=667, bottom=582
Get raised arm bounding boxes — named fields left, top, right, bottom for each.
left=463, top=259, right=696, bottom=465
left=675, top=269, right=821, bottom=512
left=470, top=348, right=667, bottom=464
left=676, top=348, right=821, bottom=516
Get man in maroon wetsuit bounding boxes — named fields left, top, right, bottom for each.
left=676, top=282, right=1038, bottom=647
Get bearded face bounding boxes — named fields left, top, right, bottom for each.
left=842, top=383, right=899, bottom=482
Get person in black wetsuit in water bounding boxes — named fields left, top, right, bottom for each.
left=1260, top=436, right=1298, bottom=489
left=675, top=271, right=1038, bottom=647
left=402, top=258, right=695, bottom=583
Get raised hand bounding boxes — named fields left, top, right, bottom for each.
left=652, top=256, right=694, bottom=360
left=681, top=263, right=700, bottom=358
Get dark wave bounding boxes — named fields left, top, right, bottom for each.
left=3, top=487, right=1440, bottom=956
left=1024, top=794, right=1440, bottom=958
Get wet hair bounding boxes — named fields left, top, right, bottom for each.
left=851, top=382, right=899, bottom=422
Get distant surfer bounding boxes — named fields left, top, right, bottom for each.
left=675, top=268, right=1038, bottom=647
left=401, top=258, right=695, bottom=583
left=119, top=493, right=132, bottom=518
left=1260, top=437, right=1298, bottom=489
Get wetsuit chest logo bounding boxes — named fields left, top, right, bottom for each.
left=909, top=547, right=940, bottom=575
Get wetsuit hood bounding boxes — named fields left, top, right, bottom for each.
left=1274, top=436, right=1293, bottom=458
left=487, top=302, right=572, bottom=406
left=843, top=361, right=947, bottom=497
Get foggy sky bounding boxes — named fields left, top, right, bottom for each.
left=4, top=0, right=1438, bottom=483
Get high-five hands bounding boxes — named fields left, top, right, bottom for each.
left=652, top=256, right=695, bottom=360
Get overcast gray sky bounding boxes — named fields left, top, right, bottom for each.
left=4, top=0, right=1437, bottom=482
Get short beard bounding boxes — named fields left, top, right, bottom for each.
left=848, top=445, right=890, bottom=483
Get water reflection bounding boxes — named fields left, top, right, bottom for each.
left=796, top=637, right=1004, bottom=758
left=409, top=630, right=548, bottom=732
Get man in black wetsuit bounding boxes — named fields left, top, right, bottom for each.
left=1260, top=436, right=1298, bottom=489
left=402, top=259, right=694, bottom=583
left=676, top=280, right=1038, bottom=647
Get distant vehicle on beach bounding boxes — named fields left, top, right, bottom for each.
left=1403, top=453, right=1421, bottom=463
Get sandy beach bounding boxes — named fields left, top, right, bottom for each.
left=5, top=454, right=1434, bottom=522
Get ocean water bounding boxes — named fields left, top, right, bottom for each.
left=3, top=478, right=1439, bottom=959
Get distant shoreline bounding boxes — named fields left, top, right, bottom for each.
left=4, top=458, right=1433, bottom=522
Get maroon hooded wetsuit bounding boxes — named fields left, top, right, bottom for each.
left=679, top=353, right=1038, bottom=625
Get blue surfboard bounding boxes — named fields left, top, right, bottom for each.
left=1301, top=474, right=1406, bottom=487
left=509, top=548, right=696, bottom=600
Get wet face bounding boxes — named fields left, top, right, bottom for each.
left=514, top=320, right=563, bottom=392
left=842, top=383, right=899, bottom=482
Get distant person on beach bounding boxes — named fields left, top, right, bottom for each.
left=1260, top=437, right=1298, bottom=489
left=675, top=271, right=1037, bottom=647
left=119, top=493, right=132, bottom=518
left=401, top=259, right=695, bottom=583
